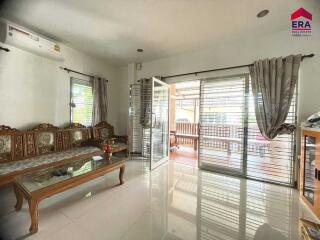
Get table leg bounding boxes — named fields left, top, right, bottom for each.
left=28, top=198, right=39, bottom=234
left=119, top=165, right=125, bottom=185
left=14, top=184, right=23, bottom=211
left=194, top=139, right=198, bottom=151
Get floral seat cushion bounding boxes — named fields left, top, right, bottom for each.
left=0, top=146, right=101, bottom=176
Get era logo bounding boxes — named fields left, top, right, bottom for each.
left=291, top=7, right=312, bottom=36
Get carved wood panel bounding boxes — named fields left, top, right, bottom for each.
left=0, top=125, right=18, bottom=162
left=0, top=136, right=12, bottom=162
left=0, top=153, right=10, bottom=162
left=56, top=131, right=63, bottom=151
left=87, top=127, right=92, bottom=139
left=62, top=131, right=70, bottom=150
left=37, top=144, right=55, bottom=155
left=82, top=129, right=88, bottom=141
left=69, top=129, right=86, bottom=148
left=26, top=133, right=36, bottom=157
left=94, top=121, right=115, bottom=137
left=14, top=134, right=24, bottom=160
left=94, top=129, right=100, bottom=139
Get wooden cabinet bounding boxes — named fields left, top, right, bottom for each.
left=300, top=128, right=320, bottom=218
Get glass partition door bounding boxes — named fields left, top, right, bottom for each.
left=199, top=75, right=248, bottom=176
left=150, top=77, right=170, bottom=170
left=198, top=74, right=296, bottom=186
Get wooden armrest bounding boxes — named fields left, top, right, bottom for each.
left=113, top=135, right=128, bottom=144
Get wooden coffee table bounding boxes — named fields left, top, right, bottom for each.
left=13, top=155, right=125, bottom=233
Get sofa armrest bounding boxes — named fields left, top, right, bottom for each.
left=85, top=139, right=105, bottom=149
left=114, top=135, right=128, bottom=144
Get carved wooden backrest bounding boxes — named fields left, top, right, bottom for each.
left=0, top=125, right=24, bottom=163
left=25, top=123, right=59, bottom=157
left=55, top=129, right=64, bottom=151
left=0, top=123, right=94, bottom=163
left=92, top=121, right=115, bottom=140
left=65, top=123, right=90, bottom=147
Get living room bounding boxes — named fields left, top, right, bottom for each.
left=0, top=0, right=320, bottom=239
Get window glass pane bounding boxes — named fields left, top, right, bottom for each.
left=70, top=78, right=93, bottom=126
left=199, top=77, right=245, bottom=173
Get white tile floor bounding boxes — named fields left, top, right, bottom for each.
left=0, top=160, right=318, bottom=240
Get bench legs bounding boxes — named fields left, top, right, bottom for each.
left=14, top=184, right=23, bottom=211
left=119, top=165, right=125, bottom=185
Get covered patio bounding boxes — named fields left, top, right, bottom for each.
left=170, top=122, right=293, bottom=184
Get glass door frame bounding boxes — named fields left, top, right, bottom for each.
left=198, top=73, right=249, bottom=178
left=150, top=77, right=171, bottom=170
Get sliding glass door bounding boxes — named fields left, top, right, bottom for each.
left=199, top=74, right=295, bottom=186
left=199, top=75, right=248, bottom=176
left=128, top=77, right=170, bottom=170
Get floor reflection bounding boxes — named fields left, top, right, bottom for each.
left=197, top=171, right=296, bottom=240
left=0, top=160, right=317, bottom=240
left=163, top=162, right=315, bottom=240
left=150, top=165, right=168, bottom=239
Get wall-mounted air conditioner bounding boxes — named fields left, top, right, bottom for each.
left=0, top=21, right=64, bottom=61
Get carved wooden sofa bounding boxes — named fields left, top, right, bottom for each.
left=0, top=123, right=103, bottom=186
left=89, top=121, right=128, bottom=156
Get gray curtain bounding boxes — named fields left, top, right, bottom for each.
left=249, top=54, right=301, bottom=140
left=92, top=76, right=108, bottom=126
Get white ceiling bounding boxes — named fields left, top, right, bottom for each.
left=0, top=0, right=318, bottom=66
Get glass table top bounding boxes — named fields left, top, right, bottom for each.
left=15, top=155, right=124, bottom=193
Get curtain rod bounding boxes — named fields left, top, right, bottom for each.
left=59, top=67, right=108, bottom=82
left=162, top=53, right=314, bottom=79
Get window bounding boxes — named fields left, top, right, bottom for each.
left=70, top=78, right=93, bottom=126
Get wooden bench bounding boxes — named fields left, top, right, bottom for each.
left=0, top=123, right=103, bottom=186
left=202, top=135, right=268, bottom=157
left=176, top=133, right=199, bottom=151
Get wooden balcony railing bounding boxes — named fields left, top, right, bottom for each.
left=176, top=122, right=269, bottom=154
left=176, top=123, right=198, bottom=145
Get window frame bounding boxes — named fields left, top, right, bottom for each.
left=70, top=77, right=94, bottom=127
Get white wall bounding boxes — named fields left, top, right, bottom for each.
left=116, top=66, right=129, bottom=135
left=134, top=28, right=320, bottom=125
left=0, top=43, right=122, bottom=131
left=116, top=63, right=137, bottom=135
